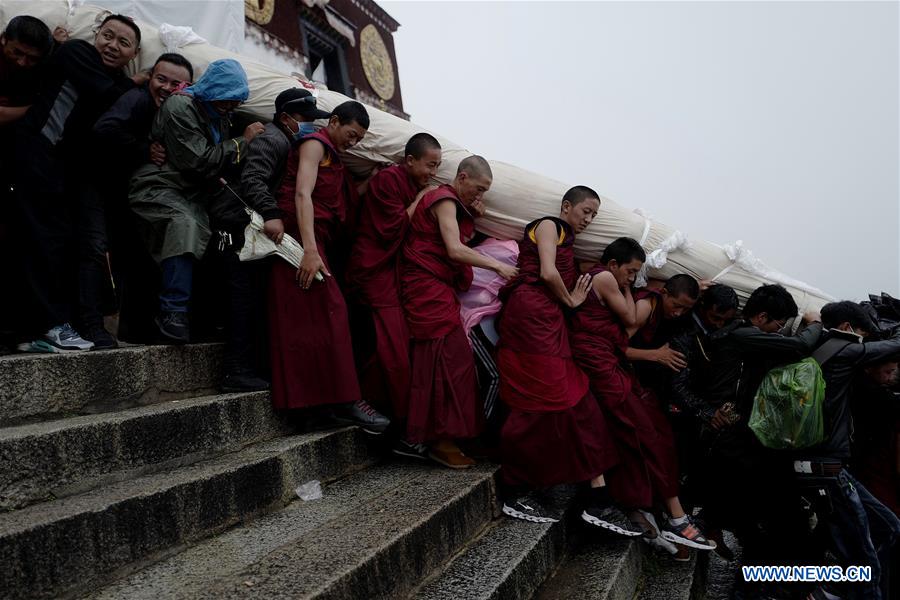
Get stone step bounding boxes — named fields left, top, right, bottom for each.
left=410, top=515, right=568, bottom=600
left=534, top=530, right=713, bottom=600
left=637, top=547, right=708, bottom=600
left=0, top=391, right=289, bottom=510
left=704, top=531, right=741, bottom=600
left=533, top=534, right=644, bottom=600
left=85, top=462, right=498, bottom=600
left=0, top=343, right=223, bottom=425
left=410, top=488, right=575, bottom=600
left=0, top=428, right=375, bottom=600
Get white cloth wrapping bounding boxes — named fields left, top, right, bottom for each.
left=3, top=1, right=835, bottom=313
left=157, top=23, right=206, bottom=54
left=635, top=229, right=691, bottom=288
left=238, top=210, right=324, bottom=282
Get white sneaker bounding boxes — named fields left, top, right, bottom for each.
left=635, top=510, right=679, bottom=555
left=43, top=323, right=94, bottom=351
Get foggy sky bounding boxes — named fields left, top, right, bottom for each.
left=381, top=0, right=900, bottom=301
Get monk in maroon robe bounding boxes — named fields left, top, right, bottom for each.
left=268, top=101, right=389, bottom=434
left=346, top=133, right=442, bottom=421
left=569, top=237, right=714, bottom=550
left=496, top=186, right=640, bottom=535
left=400, top=155, right=516, bottom=468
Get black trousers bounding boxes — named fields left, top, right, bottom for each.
left=75, top=177, right=159, bottom=338
left=212, top=225, right=270, bottom=375
left=7, top=133, right=75, bottom=336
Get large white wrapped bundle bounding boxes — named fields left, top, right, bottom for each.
left=3, top=1, right=834, bottom=312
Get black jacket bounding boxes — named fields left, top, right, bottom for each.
left=18, top=40, right=133, bottom=160
left=704, top=320, right=823, bottom=422
left=668, top=313, right=718, bottom=422
left=92, top=86, right=156, bottom=178
left=208, top=121, right=290, bottom=226
left=800, top=328, right=900, bottom=461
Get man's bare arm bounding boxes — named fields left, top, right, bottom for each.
left=434, top=200, right=517, bottom=280
left=294, top=141, right=330, bottom=287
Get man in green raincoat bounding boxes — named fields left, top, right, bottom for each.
left=129, top=59, right=264, bottom=343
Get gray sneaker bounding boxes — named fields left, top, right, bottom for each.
left=503, top=493, right=559, bottom=524
left=43, top=323, right=93, bottom=351
left=582, top=504, right=644, bottom=537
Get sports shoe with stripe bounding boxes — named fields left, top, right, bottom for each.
left=391, top=439, right=429, bottom=460
left=45, top=323, right=94, bottom=351
left=660, top=515, right=717, bottom=550
left=18, top=323, right=94, bottom=353
left=503, top=493, right=559, bottom=524
left=581, top=504, right=644, bottom=537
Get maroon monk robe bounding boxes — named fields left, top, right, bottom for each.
left=568, top=267, right=678, bottom=509
left=497, top=217, right=618, bottom=488
left=267, top=129, right=361, bottom=409
left=400, top=184, right=481, bottom=444
left=346, top=165, right=418, bottom=416
left=632, top=288, right=664, bottom=347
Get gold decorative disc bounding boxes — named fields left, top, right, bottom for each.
left=245, top=0, right=275, bottom=26
left=360, top=24, right=395, bottom=101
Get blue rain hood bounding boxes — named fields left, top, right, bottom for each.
left=183, top=59, right=249, bottom=102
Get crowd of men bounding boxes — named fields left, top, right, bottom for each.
left=1, top=14, right=899, bottom=600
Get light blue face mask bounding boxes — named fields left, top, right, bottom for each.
left=290, top=117, right=317, bottom=142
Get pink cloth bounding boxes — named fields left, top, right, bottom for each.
left=457, top=238, right=519, bottom=336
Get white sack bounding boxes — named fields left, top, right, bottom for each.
left=4, top=1, right=834, bottom=313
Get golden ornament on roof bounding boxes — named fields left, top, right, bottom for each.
left=360, top=24, right=395, bottom=101
left=245, top=0, right=275, bottom=25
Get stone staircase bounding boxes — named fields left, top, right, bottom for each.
left=0, top=344, right=719, bottom=599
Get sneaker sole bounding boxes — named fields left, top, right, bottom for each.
left=329, top=417, right=389, bottom=436
left=427, top=452, right=474, bottom=469
left=581, top=511, right=643, bottom=537
left=660, top=530, right=717, bottom=550
left=16, top=341, right=61, bottom=354
left=44, top=339, right=93, bottom=351
left=89, top=343, right=119, bottom=351
left=641, top=534, right=680, bottom=555
left=502, top=504, right=558, bottom=524
left=391, top=448, right=429, bottom=461
left=219, top=385, right=270, bottom=393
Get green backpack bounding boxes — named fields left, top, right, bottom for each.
left=748, top=338, right=849, bottom=450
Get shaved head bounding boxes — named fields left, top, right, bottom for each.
left=405, top=132, right=441, bottom=159
left=457, top=155, right=492, bottom=180
left=561, top=185, right=600, bottom=208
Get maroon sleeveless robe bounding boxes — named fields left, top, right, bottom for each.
left=267, top=129, right=361, bottom=409
left=632, top=288, right=664, bottom=347
left=568, top=267, right=678, bottom=508
left=346, top=165, right=418, bottom=416
left=497, top=217, right=617, bottom=488
left=399, top=185, right=480, bottom=443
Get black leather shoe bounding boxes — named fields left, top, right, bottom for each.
left=329, top=399, right=390, bottom=435
left=155, top=311, right=190, bottom=344
left=221, top=371, right=270, bottom=393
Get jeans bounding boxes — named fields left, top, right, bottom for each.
left=159, top=255, right=193, bottom=313
left=815, top=469, right=900, bottom=599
